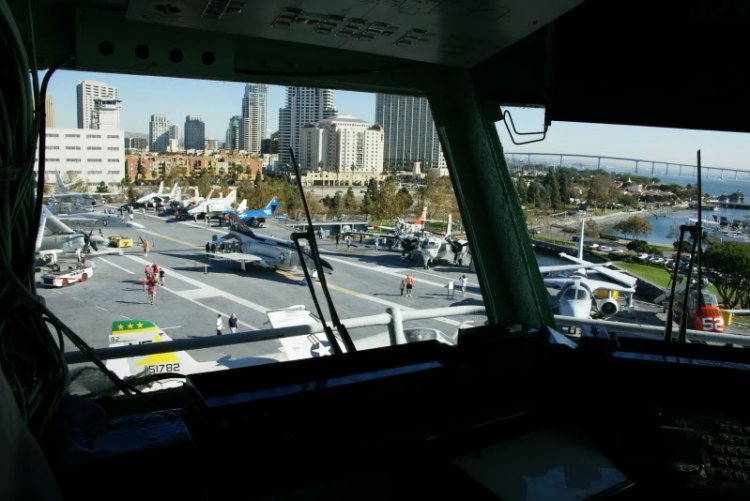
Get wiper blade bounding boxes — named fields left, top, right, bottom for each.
left=288, top=148, right=356, bottom=354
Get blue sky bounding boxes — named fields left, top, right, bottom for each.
left=46, top=70, right=750, bottom=171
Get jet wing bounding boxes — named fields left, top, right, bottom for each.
left=557, top=254, right=638, bottom=287
left=543, top=277, right=635, bottom=294
left=211, top=252, right=264, bottom=264
left=266, top=306, right=333, bottom=360
left=539, top=262, right=614, bottom=274
left=42, top=206, right=76, bottom=235
left=57, top=214, right=145, bottom=229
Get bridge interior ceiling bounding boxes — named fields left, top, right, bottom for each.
left=26, top=0, right=750, bottom=134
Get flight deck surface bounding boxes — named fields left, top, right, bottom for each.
left=39, top=208, right=487, bottom=370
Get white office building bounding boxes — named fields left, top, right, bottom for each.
left=37, top=128, right=124, bottom=187
left=299, top=115, right=383, bottom=173
left=240, top=84, right=268, bottom=153
left=375, top=94, right=446, bottom=172
left=149, top=115, right=170, bottom=152
left=278, top=87, right=337, bottom=165
left=77, top=80, right=120, bottom=130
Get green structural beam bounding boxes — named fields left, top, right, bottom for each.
left=428, top=69, right=554, bottom=329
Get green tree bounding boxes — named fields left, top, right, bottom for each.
left=673, top=240, right=691, bottom=253
left=515, top=178, right=528, bottom=204
left=626, top=239, right=648, bottom=253
left=371, top=180, right=401, bottom=221
left=526, top=182, right=539, bottom=207
left=197, top=171, right=212, bottom=198
left=343, top=187, right=357, bottom=210
left=254, top=170, right=262, bottom=187
left=703, top=242, right=750, bottom=308
left=613, top=216, right=652, bottom=240
left=618, top=194, right=640, bottom=209
left=127, top=186, right=136, bottom=203
left=584, top=220, right=600, bottom=238
left=588, top=174, right=617, bottom=211
left=395, top=187, right=413, bottom=213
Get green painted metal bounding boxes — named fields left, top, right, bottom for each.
left=427, top=70, right=554, bottom=329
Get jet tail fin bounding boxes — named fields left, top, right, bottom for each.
left=157, top=181, right=165, bottom=195
left=266, top=196, right=279, bottom=212
left=169, top=181, right=179, bottom=197
left=413, top=207, right=427, bottom=226
left=446, top=213, right=452, bottom=237
left=55, top=169, right=70, bottom=193
left=226, top=189, right=237, bottom=204
left=237, top=199, right=247, bottom=212
left=578, top=220, right=585, bottom=261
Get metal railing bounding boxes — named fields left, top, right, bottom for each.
left=63, top=307, right=750, bottom=365
left=63, top=305, right=487, bottom=364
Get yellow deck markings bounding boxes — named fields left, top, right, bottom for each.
left=138, top=229, right=202, bottom=249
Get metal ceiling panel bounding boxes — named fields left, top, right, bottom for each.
left=126, top=0, right=584, bottom=67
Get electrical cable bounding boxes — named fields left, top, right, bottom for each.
left=0, top=1, right=167, bottom=437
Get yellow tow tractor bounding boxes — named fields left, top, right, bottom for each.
left=108, top=236, right=133, bottom=248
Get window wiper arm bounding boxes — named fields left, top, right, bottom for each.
left=288, top=148, right=356, bottom=354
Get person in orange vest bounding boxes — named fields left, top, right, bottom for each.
left=405, top=275, right=414, bottom=297
left=142, top=239, right=149, bottom=256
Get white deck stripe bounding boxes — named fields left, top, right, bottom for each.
left=124, top=255, right=269, bottom=314
left=323, top=255, right=482, bottom=299
left=96, top=257, right=135, bottom=275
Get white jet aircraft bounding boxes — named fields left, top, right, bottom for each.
left=136, top=181, right=181, bottom=207
left=541, top=222, right=636, bottom=319
left=44, top=169, right=120, bottom=203
left=188, top=189, right=238, bottom=218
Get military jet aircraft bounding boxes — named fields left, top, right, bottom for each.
left=136, top=181, right=180, bottom=207
left=542, top=222, right=636, bottom=320
left=188, top=189, right=238, bottom=219
left=44, top=169, right=120, bottom=204
left=208, top=213, right=333, bottom=275
left=226, top=196, right=279, bottom=227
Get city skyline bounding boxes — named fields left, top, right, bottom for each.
left=44, top=70, right=750, bottom=171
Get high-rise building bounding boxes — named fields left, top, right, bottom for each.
left=226, top=115, right=241, bottom=151
left=169, top=124, right=180, bottom=145
left=184, top=115, right=205, bottom=150
left=205, top=138, right=219, bottom=150
left=375, top=94, right=446, bottom=172
left=131, top=136, right=148, bottom=151
left=149, top=115, right=170, bottom=152
left=240, top=84, right=268, bottom=153
left=77, top=80, right=119, bottom=130
left=45, top=95, right=55, bottom=128
left=299, top=115, right=383, bottom=173
left=278, top=87, right=337, bottom=165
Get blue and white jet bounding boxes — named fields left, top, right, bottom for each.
left=225, top=196, right=279, bottom=227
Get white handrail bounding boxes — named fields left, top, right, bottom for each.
left=63, top=305, right=487, bottom=364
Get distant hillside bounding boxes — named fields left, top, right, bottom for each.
left=124, top=131, right=148, bottom=138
